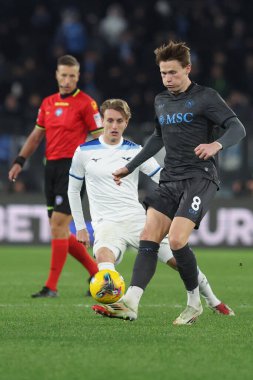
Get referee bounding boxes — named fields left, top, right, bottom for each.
left=9, top=55, right=103, bottom=298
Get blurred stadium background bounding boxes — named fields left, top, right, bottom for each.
left=1, top=0, right=253, bottom=246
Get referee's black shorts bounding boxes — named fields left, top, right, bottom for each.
left=143, top=178, right=218, bottom=229
left=44, top=158, right=85, bottom=218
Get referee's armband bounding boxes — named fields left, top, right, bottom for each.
left=13, top=155, right=26, bottom=167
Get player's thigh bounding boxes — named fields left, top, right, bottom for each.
left=93, top=222, right=127, bottom=265
left=141, top=207, right=171, bottom=242
left=176, top=178, right=217, bottom=229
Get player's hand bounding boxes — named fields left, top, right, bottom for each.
left=194, top=141, right=222, bottom=160
left=8, top=164, right=22, bottom=183
left=112, top=167, right=129, bottom=185
left=76, top=228, right=90, bottom=248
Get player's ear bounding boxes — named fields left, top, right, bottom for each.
left=186, top=64, right=191, bottom=75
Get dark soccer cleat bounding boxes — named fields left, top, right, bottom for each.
left=31, top=286, right=58, bottom=298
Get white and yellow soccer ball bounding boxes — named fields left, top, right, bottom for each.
left=89, top=270, right=125, bottom=304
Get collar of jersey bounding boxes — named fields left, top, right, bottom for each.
left=99, top=135, right=124, bottom=149
left=59, top=88, right=79, bottom=99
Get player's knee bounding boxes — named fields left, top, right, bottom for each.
left=140, top=224, right=158, bottom=241
left=168, top=233, right=186, bottom=251
left=95, top=248, right=115, bottom=264
left=50, top=223, right=68, bottom=239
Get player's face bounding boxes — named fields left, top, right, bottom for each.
left=159, top=60, right=191, bottom=94
left=102, top=109, right=128, bottom=145
left=56, top=65, right=80, bottom=95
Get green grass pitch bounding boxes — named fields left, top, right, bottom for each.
left=0, top=246, right=253, bottom=380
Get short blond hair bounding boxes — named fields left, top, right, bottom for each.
left=57, top=55, right=80, bottom=69
left=154, top=41, right=191, bottom=67
left=100, top=99, right=131, bottom=120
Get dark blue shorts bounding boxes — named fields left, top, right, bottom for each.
left=143, top=178, right=218, bottom=229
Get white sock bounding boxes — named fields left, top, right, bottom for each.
left=98, top=262, right=116, bottom=271
left=123, top=286, right=143, bottom=312
left=187, top=285, right=201, bottom=308
left=198, top=268, right=220, bottom=307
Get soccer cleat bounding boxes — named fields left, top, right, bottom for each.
left=92, top=301, right=137, bottom=321
left=31, top=286, right=58, bottom=298
left=173, top=303, right=203, bottom=326
left=209, top=302, right=235, bottom=316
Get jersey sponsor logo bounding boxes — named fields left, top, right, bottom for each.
left=159, top=112, right=193, bottom=126
left=54, top=102, right=69, bottom=106
left=55, top=108, right=63, bottom=117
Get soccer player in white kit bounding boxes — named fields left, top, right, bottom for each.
left=68, top=98, right=234, bottom=321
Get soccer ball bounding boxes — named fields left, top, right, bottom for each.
left=89, top=270, right=125, bottom=304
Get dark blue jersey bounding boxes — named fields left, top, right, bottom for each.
left=154, top=83, right=236, bottom=184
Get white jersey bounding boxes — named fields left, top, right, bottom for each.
left=68, top=135, right=161, bottom=230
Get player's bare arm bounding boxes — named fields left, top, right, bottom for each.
left=194, top=141, right=222, bottom=161
left=76, top=228, right=90, bottom=248
left=8, top=127, right=45, bottom=182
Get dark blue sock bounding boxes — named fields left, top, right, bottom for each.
left=172, top=244, right=198, bottom=291
left=130, top=240, right=159, bottom=290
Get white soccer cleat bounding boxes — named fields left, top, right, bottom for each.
left=92, top=301, right=137, bottom=321
left=173, top=303, right=203, bottom=326
left=209, top=302, right=235, bottom=316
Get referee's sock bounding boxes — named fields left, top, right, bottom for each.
left=45, top=239, right=69, bottom=291
left=130, top=240, right=159, bottom=290
left=68, top=234, right=98, bottom=276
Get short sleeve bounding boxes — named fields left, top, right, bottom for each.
left=69, top=147, right=87, bottom=180
left=81, top=99, right=103, bottom=133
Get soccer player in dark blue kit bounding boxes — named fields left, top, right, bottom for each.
left=94, top=41, right=246, bottom=325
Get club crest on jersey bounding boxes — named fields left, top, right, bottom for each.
left=55, top=108, right=63, bottom=117
left=185, top=100, right=195, bottom=108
